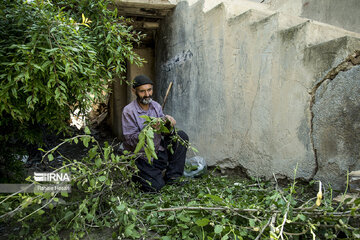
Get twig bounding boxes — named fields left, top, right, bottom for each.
left=18, top=193, right=58, bottom=222
left=0, top=195, right=42, bottom=219
left=41, top=135, right=92, bottom=162
left=0, top=183, right=35, bottom=205
left=157, top=205, right=360, bottom=217
left=0, top=204, right=23, bottom=219
left=272, top=173, right=278, bottom=191
left=283, top=229, right=308, bottom=236
left=288, top=221, right=357, bottom=230
left=297, top=197, right=317, bottom=209
left=85, top=223, right=100, bottom=228
left=278, top=200, right=291, bottom=240
left=270, top=213, right=277, bottom=239
left=158, top=206, right=258, bottom=212
left=254, top=217, right=272, bottom=240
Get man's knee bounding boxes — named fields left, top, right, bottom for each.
left=152, top=178, right=166, bottom=191
left=177, top=130, right=189, bottom=141
left=139, top=177, right=165, bottom=192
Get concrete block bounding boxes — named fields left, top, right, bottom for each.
left=313, top=65, right=360, bottom=190
left=304, top=36, right=360, bottom=81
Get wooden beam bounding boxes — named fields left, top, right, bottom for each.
left=113, top=0, right=176, bottom=18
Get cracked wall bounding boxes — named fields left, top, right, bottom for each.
left=311, top=51, right=360, bottom=189
left=154, top=0, right=360, bottom=189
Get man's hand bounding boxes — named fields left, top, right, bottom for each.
left=151, top=119, right=161, bottom=131
left=165, top=115, right=176, bottom=127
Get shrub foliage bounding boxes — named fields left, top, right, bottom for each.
left=0, top=0, right=143, bottom=144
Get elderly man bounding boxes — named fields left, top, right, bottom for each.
left=122, top=75, right=188, bottom=192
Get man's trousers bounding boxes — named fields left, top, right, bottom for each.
left=133, top=130, right=189, bottom=192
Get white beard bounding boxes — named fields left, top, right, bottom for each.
left=140, top=97, right=152, bottom=105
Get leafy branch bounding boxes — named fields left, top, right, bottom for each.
left=134, top=115, right=198, bottom=163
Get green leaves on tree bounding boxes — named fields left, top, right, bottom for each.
left=0, top=0, right=144, bottom=146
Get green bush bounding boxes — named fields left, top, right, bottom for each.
left=0, top=0, right=143, bottom=145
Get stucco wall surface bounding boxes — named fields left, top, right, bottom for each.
left=154, top=0, right=360, bottom=188
left=269, top=0, right=360, bottom=34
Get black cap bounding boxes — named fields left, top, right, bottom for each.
left=132, top=75, right=153, bottom=89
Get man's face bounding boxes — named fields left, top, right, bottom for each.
left=135, top=84, right=153, bottom=105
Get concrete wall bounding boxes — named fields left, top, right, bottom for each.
left=269, top=0, right=360, bottom=34
left=154, top=0, right=360, bottom=189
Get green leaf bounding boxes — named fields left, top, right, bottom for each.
left=116, top=204, right=126, bottom=211
left=167, top=215, right=175, bottom=221
left=48, top=154, right=54, bottom=161
left=86, top=213, right=94, bottom=221
left=139, top=115, right=151, bottom=122
left=38, top=209, right=45, bottom=215
left=144, top=147, right=152, bottom=164
left=141, top=203, right=157, bottom=210
left=214, top=225, right=223, bottom=234
left=61, top=191, right=68, bottom=197
left=205, top=194, right=224, bottom=203
left=221, top=235, right=229, bottom=240
left=64, top=211, right=74, bottom=220
left=98, top=176, right=106, bottom=182
left=177, top=223, right=189, bottom=229
left=89, top=146, right=98, bottom=159
left=90, top=179, right=95, bottom=187
left=95, top=157, right=102, bottom=168
left=249, top=219, right=255, bottom=227
left=195, top=218, right=209, bottom=227
left=82, top=136, right=91, bottom=147
left=146, top=135, right=155, bottom=151
left=103, top=147, right=110, bottom=160
left=134, top=133, right=145, bottom=154
left=84, top=126, right=91, bottom=134
left=146, top=128, right=154, bottom=139
left=124, top=224, right=135, bottom=237
left=298, top=214, right=306, bottom=221
left=178, top=214, right=191, bottom=223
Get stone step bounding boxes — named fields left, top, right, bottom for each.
left=304, top=36, right=360, bottom=81
left=224, top=0, right=271, bottom=18
left=280, top=20, right=360, bottom=49
left=203, top=2, right=226, bottom=19
left=228, top=9, right=270, bottom=27
left=203, top=0, right=269, bottom=15
left=250, top=12, right=305, bottom=32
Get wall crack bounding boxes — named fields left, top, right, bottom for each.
left=309, top=50, right=360, bottom=179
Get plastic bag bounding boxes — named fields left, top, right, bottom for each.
left=183, top=156, right=207, bottom=177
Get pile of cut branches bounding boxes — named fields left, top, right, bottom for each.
left=0, top=127, right=359, bottom=239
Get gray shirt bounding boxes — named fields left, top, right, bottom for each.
left=122, top=99, right=165, bottom=152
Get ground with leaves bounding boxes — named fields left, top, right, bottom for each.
left=1, top=162, right=359, bottom=239
left=0, top=125, right=359, bottom=240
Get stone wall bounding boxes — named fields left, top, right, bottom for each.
left=154, top=0, right=360, bottom=189
left=312, top=51, right=360, bottom=190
